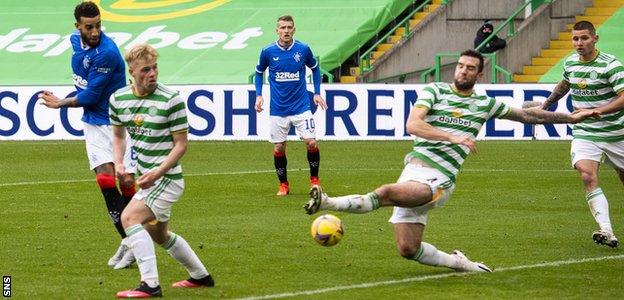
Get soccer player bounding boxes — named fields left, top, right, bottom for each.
left=38, top=1, right=136, bottom=269
left=304, top=50, right=595, bottom=272
left=254, top=15, right=328, bottom=196
left=540, top=21, right=624, bottom=248
left=112, top=43, right=214, bottom=298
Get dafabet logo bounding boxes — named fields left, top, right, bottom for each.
left=93, top=0, right=231, bottom=22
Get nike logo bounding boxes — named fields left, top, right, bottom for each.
left=272, top=57, right=279, bottom=61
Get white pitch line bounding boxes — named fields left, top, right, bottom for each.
left=235, top=254, right=624, bottom=300
left=0, top=168, right=574, bottom=187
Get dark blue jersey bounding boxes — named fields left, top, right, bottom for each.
left=71, top=30, right=126, bottom=125
left=255, top=40, right=318, bottom=117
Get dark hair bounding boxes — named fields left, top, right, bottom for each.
left=74, top=1, right=100, bottom=22
left=573, top=21, right=596, bottom=35
left=461, top=49, right=484, bottom=73
left=277, top=15, right=294, bottom=23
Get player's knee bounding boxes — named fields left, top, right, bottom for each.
left=119, top=174, right=135, bottom=188
left=305, top=140, right=318, bottom=150
left=274, top=143, right=286, bottom=153
left=396, top=240, right=420, bottom=259
left=579, top=171, right=598, bottom=187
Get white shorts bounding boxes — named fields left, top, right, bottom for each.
left=388, top=163, right=455, bottom=225
left=269, top=111, right=316, bottom=143
left=134, top=177, right=184, bottom=222
left=571, top=139, right=624, bottom=170
left=84, top=123, right=137, bottom=172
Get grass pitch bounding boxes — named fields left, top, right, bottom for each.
left=1, top=140, right=622, bottom=299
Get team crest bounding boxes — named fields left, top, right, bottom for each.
left=589, top=70, right=598, bottom=80
left=578, top=79, right=587, bottom=89
left=148, top=106, right=158, bottom=117
left=468, top=103, right=478, bottom=112
left=83, top=56, right=90, bottom=69
left=133, top=115, right=145, bottom=126
left=294, top=52, right=301, bottom=62
left=452, top=108, right=463, bottom=118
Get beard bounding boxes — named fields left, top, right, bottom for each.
left=454, top=79, right=476, bottom=91
left=81, top=32, right=100, bottom=48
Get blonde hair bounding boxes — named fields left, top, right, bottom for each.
left=124, top=43, right=159, bottom=66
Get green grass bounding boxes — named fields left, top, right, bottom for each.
left=1, top=140, right=622, bottom=299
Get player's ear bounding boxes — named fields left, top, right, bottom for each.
left=74, top=22, right=79, bottom=29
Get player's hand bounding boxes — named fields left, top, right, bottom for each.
left=38, top=91, right=62, bottom=109
left=449, top=135, right=477, bottom=154
left=137, top=171, right=159, bottom=189
left=114, top=163, right=127, bottom=179
left=255, top=95, right=264, bottom=113
left=570, top=109, right=600, bottom=123
left=313, top=94, right=327, bottom=110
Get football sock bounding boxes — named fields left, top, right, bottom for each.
left=586, top=187, right=613, bottom=234
left=412, top=242, right=458, bottom=269
left=323, top=192, right=380, bottom=213
left=126, top=224, right=159, bottom=288
left=119, top=181, right=136, bottom=205
left=96, top=173, right=127, bottom=238
left=162, top=232, right=209, bottom=279
left=307, top=146, right=320, bottom=178
left=274, top=149, right=288, bottom=183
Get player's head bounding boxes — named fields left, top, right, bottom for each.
left=276, top=15, right=295, bottom=46
left=74, top=1, right=102, bottom=48
left=454, top=50, right=484, bottom=92
left=571, top=21, right=598, bottom=58
left=125, top=43, right=159, bottom=93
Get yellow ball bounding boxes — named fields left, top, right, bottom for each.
left=310, top=214, right=344, bottom=246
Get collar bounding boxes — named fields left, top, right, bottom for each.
left=275, top=39, right=296, bottom=51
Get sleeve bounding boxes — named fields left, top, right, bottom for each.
left=562, top=59, right=570, bottom=83
left=76, top=50, right=116, bottom=106
left=168, top=94, right=188, bottom=133
left=490, top=97, right=512, bottom=119
left=109, top=94, right=122, bottom=125
left=415, top=84, right=437, bottom=109
left=605, top=59, right=624, bottom=94
left=255, top=48, right=268, bottom=95
left=306, top=46, right=321, bottom=94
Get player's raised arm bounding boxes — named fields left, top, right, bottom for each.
left=502, top=106, right=595, bottom=124
left=541, top=79, right=571, bottom=110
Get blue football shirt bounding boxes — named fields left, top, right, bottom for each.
left=255, top=40, right=318, bottom=117
left=71, top=30, right=126, bottom=125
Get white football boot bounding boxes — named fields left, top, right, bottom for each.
left=451, top=250, right=492, bottom=273
left=304, top=185, right=327, bottom=215
left=592, top=230, right=619, bottom=248
left=108, top=239, right=128, bottom=267
left=114, top=246, right=136, bottom=269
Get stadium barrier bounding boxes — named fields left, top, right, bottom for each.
left=0, top=84, right=574, bottom=141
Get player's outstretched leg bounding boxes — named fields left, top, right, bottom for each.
left=304, top=185, right=380, bottom=215
left=162, top=233, right=215, bottom=288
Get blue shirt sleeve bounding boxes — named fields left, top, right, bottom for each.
left=76, top=50, right=117, bottom=106
left=305, top=46, right=321, bottom=95
left=254, top=48, right=269, bottom=95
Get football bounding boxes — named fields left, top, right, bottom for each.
left=310, top=214, right=344, bottom=246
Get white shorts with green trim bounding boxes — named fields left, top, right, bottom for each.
left=134, top=177, right=184, bottom=222
left=571, top=139, right=624, bottom=170
left=388, top=163, right=455, bottom=225
left=269, top=111, right=316, bottom=143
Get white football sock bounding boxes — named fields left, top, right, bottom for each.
left=162, top=232, right=209, bottom=279
left=413, top=242, right=458, bottom=269
left=587, top=188, right=613, bottom=234
left=322, top=192, right=380, bottom=213
left=125, top=224, right=159, bottom=288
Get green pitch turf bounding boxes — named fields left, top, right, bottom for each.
left=0, top=140, right=622, bottom=299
